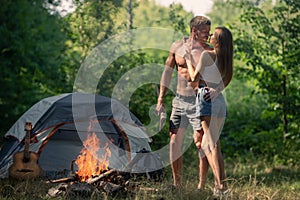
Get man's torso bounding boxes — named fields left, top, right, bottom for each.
left=173, top=38, right=210, bottom=96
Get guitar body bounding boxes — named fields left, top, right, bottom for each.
left=9, top=151, right=42, bottom=180
left=8, top=122, right=42, bottom=180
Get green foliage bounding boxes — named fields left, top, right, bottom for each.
left=130, top=0, right=192, bottom=31
left=168, top=3, right=191, bottom=35
left=227, top=0, right=300, bottom=164
left=205, top=0, right=299, bottom=165
left=222, top=78, right=281, bottom=161
left=61, top=0, right=123, bottom=84
left=0, top=0, right=67, bottom=134
left=207, top=0, right=241, bottom=27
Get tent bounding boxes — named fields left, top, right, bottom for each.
left=0, top=93, right=156, bottom=179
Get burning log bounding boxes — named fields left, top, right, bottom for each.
left=46, top=169, right=117, bottom=184
left=86, top=168, right=117, bottom=184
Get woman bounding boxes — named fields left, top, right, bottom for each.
left=186, top=26, right=233, bottom=195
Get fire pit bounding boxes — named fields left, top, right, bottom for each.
left=46, top=134, right=162, bottom=198
left=46, top=126, right=164, bottom=198
left=46, top=166, right=158, bottom=198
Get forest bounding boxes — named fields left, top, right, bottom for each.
left=0, top=0, right=299, bottom=199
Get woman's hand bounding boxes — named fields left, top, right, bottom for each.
left=203, top=87, right=220, bottom=101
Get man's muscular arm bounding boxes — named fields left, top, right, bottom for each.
left=156, top=44, right=176, bottom=115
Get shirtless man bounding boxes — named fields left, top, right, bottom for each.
left=156, top=16, right=212, bottom=188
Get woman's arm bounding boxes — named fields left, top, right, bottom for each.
left=186, top=57, right=197, bottom=82
left=186, top=51, right=207, bottom=82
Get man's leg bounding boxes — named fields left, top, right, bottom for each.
left=193, top=129, right=203, bottom=149
left=170, top=127, right=185, bottom=188
left=198, top=154, right=209, bottom=189
left=193, top=129, right=209, bottom=189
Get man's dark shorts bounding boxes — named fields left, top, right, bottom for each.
left=170, top=94, right=202, bottom=132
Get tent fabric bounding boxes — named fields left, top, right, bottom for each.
left=6, top=93, right=70, bottom=142
left=0, top=93, right=152, bottom=178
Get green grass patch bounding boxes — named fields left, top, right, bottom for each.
left=0, top=148, right=299, bottom=200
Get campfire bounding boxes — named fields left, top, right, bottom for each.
left=75, top=132, right=111, bottom=182
left=46, top=120, right=164, bottom=198
left=47, top=130, right=124, bottom=197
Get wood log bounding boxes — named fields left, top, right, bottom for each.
left=46, top=175, right=76, bottom=184
left=99, top=181, right=123, bottom=194
left=86, top=169, right=117, bottom=184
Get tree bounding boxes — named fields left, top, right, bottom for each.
left=0, top=0, right=66, bottom=135
left=60, top=0, right=124, bottom=91
left=232, top=0, right=300, bottom=164
left=207, top=0, right=241, bottom=27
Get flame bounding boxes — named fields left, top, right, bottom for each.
left=75, top=132, right=111, bottom=182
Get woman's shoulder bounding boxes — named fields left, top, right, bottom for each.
left=202, top=49, right=214, bottom=55
left=201, top=50, right=215, bottom=58
left=201, top=50, right=217, bottom=65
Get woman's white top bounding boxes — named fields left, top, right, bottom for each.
left=199, top=56, right=222, bottom=84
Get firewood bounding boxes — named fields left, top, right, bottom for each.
left=67, top=182, right=95, bottom=197
left=98, top=181, right=123, bottom=194
left=46, top=175, right=76, bottom=183
left=86, top=169, right=117, bottom=184
left=47, top=183, right=69, bottom=197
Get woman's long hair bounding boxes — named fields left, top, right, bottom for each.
left=214, top=27, right=233, bottom=87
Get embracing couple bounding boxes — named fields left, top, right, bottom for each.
left=156, top=16, right=233, bottom=196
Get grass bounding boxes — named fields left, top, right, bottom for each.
left=0, top=149, right=299, bottom=200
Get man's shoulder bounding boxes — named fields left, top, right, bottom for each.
left=172, top=36, right=188, bottom=46
left=170, top=36, right=189, bottom=54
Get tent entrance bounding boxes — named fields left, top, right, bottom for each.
left=37, top=120, right=130, bottom=178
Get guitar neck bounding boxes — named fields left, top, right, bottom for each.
left=23, top=122, right=32, bottom=161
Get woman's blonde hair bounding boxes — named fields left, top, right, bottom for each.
left=214, top=26, right=233, bottom=87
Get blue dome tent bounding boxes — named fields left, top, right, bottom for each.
left=0, top=93, right=157, bottom=179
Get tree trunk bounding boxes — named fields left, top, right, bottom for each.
left=127, top=0, right=133, bottom=30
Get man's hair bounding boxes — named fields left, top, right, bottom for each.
left=190, top=16, right=211, bottom=32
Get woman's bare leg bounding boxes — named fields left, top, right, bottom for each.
left=200, top=116, right=225, bottom=189
left=216, top=118, right=226, bottom=188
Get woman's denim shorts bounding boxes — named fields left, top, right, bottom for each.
left=196, top=86, right=227, bottom=117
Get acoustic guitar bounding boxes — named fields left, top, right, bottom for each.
left=8, top=122, right=42, bottom=180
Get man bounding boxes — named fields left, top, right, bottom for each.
left=156, top=16, right=212, bottom=189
